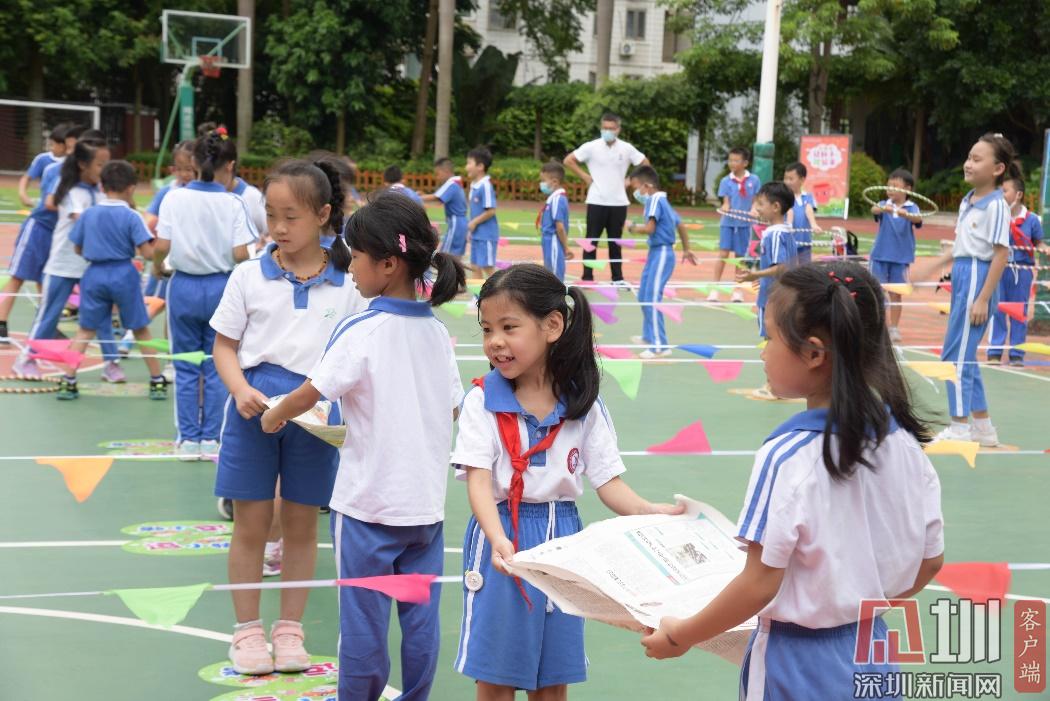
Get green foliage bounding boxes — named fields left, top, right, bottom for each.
left=248, top=115, right=314, bottom=158
left=453, top=46, right=520, bottom=149
left=493, top=0, right=596, bottom=80
left=849, top=151, right=887, bottom=213
left=917, top=166, right=967, bottom=198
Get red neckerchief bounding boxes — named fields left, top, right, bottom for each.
left=731, top=172, right=749, bottom=197
left=535, top=203, right=546, bottom=230
left=472, top=376, right=565, bottom=609
left=1010, top=207, right=1033, bottom=250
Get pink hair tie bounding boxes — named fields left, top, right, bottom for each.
left=398, top=234, right=407, bottom=253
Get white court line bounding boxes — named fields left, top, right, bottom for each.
left=925, top=585, right=1050, bottom=605
left=0, top=539, right=463, bottom=554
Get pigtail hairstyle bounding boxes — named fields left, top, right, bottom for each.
left=313, top=158, right=351, bottom=271
left=344, top=192, right=466, bottom=305
left=264, top=158, right=351, bottom=271
left=979, top=133, right=1022, bottom=186
left=193, top=127, right=237, bottom=182
left=53, top=129, right=107, bottom=206
left=768, top=262, right=930, bottom=480
left=477, top=265, right=600, bottom=420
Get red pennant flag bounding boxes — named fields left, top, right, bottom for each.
left=698, top=360, right=744, bottom=383
left=938, top=281, right=952, bottom=293
left=934, top=562, right=1011, bottom=605
left=998, top=302, right=1027, bottom=323
left=337, top=574, right=436, bottom=604
left=596, top=345, right=635, bottom=360
left=655, top=303, right=683, bottom=323
left=647, top=420, right=712, bottom=454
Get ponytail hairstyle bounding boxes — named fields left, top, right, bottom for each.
left=767, top=261, right=931, bottom=480
left=477, top=264, right=599, bottom=420
left=53, top=129, right=107, bottom=206
left=193, top=126, right=237, bottom=182
left=264, top=158, right=352, bottom=271
left=344, top=192, right=466, bottom=305
left=978, top=133, right=1022, bottom=186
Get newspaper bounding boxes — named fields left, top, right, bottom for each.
left=507, top=495, right=756, bottom=664
left=266, top=396, right=346, bottom=448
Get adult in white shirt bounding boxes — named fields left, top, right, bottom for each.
left=564, top=113, right=649, bottom=283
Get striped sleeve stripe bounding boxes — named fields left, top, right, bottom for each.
left=484, top=182, right=495, bottom=208
left=737, top=431, right=814, bottom=541
left=323, top=310, right=381, bottom=354
left=752, top=431, right=821, bottom=541
left=435, top=180, right=451, bottom=199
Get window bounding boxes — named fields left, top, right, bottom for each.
left=625, top=9, right=646, bottom=40
left=489, top=0, right=516, bottom=30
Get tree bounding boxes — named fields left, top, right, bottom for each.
left=494, top=0, right=597, bottom=81
left=453, top=46, right=520, bottom=148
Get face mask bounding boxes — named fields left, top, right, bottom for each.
left=633, top=189, right=650, bottom=205
left=539, top=181, right=553, bottom=195
left=601, top=129, right=617, bottom=143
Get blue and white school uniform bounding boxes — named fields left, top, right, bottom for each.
left=232, top=177, right=268, bottom=240
left=10, top=158, right=64, bottom=283
left=638, top=192, right=678, bottom=351
left=870, top=199, right=922, bottom=284
left=737, top=408, right=943, bottom=701
left=157, top=180, right=257, bottom=444
left=469, top=175, right=499, bottom=268
left=452, top=370, right=626, bottom=690
left=143, top=181, right=187, bottom=299
left=311, top=297, right=462, bottom=701
left=789, top=191, right=817, bottom=264
left=756, top=223, right=797, bottom=338
left=389, top=182, right=425, bottom=205
left=68, top=199, right=153, bottom=332
left=988, top=206, right=1042, bottom=361
left=27, top=182, right=117, bottom=360
left=540, top=188, right=570, bottom=281
left=940, top=189, right=1010, bottom=417
left=718, top=171, right=761, bottom=256
left=436, top=176, right=468, bottom=255
left=25, top=151, right=60, bottom=183
left=209, top=244, right=366, bottom=505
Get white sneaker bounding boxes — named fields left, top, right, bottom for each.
left=639, top=349, right=673, bottom=359
left=161, top=362, right=175, bottom=383
left=888, top=327, right=902, bottom=343
left=200, top=440, right=220, bottom=459
left=12, top=356, right=42, bottom=378
left=177, top=440, right=201, bottom=462
left=706, top=290, right=721, bottom=302
left=630, top=335, right=646, bottom=345
left=931, top=424, right=972, bottom=443
left=730, top=288, right=746, bottom=303
left=971, top=424, right=1000, bottom=448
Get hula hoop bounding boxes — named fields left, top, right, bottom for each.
left=861, top=185, right=939, bottom=217
left=717, top=209, right=816, bottom=235
left=0, top=374, right=61, bottom=394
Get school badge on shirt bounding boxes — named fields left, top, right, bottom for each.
left=567, top=447, right=580, bottom=474
left=323, top=308, right=336, bottom=319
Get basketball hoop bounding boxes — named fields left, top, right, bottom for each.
left=199, top=55, right=221, bottom=78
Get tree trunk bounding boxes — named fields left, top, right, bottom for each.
left=533, top=108, right=543, bottom=160
left=434, top=0, right=455, bottom=159
left=807, top=40, right=830, bottom=134
left=912, top=106, right=925, bottom=179
left=27, top=47, right=44, bottom=163
left=133, top=65, right=143, bottom=152
left=237, top=0, right=256, bottom=153
left=336, top=108, right=346, bottom=155
left=411, top=0, right=440, bottom=158
left=595, top=0, right=614, bottom=86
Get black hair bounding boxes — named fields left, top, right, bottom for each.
left=785, top=161, right=807, bottom=178
left=541, top=161, right=565, bottom=181
left=477, top=264, right=599, bottom=420
left=629, top=164, right=659, bottom=187
left=100, top=160, right=137, bottom=193
left=467, top=146, right=493, bottom=171
left=1005, top=176, right=1025, bottom=194
left=729, top=146, right=751, bottom=162
left=344, top=192, right=465, bottom=305
left=757, top=181, right=794, bottom=217
left=307, top=150, right=358, bottom=190
left=887, top=168, right=915, bottom=189
left=193, top=128, right=237, bottom=182
left=977, top=133, right=1022, bottom=186
left=173, top=139, right=195, bottom=155
left=383, top=165, right=403, bottom=184
left=600, top=112, right=621, bottom=125
left=53, top=131, right=108, bottom=205
left=196, top=121, right=218, bottom=137
left=434, top=157, right=454, bottom=171
left=264, top=158, right=352, bottom=272
left=49, top=122, right=72, bottom=143
left=64, top=124, right=87, bottom=140
left=768, top=262, right=930, bottom=480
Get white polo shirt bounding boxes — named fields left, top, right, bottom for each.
left=157, top=180, right=257, bottom=275
left=451, top=369, right=627, bottom=503
left=233, top=177, right=268, bottom=236
left=45, top=183, right=99, bottom=278
left=310, top=297, right=464, bottom=526
left=572, top=138, right=646, bottom=207
left=209, top=244, right=368, bottom=376
left=736, top=408, right=944, bottom=629
left=952, top=189, right=1010, bottom=261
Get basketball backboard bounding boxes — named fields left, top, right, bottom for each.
left=161, top=9, right=252, bottom=69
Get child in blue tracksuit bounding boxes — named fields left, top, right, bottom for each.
left=711, top=147, right=761, bottom=302
left=783, top=162, right=821, bottom=265
left=988, top=176, right=1043, bottom=365
left=918, top=133, right=1013, bottom=447
left=466, top=147, right=499, bottom=277
left=538, top=162, right=573, bottom=281
left=737, top=182, right=798, bottom=340
left=422, top=158, right=469, bottom=260
left=626, top=165, right=697, bottom=358
left=869, top=169, right=922, bottom=343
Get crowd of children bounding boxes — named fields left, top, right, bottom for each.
left=11, top=118, right=1050, bottom=700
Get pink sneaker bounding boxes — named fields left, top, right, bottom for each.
left=12, top=356, right=41, bottom=378
left=229, top=622, right=274, bottom=675
left=101, top=361, right=126, bottom=383
left=271, top=620, right=310, bottom=672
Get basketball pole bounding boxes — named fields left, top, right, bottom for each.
left=753, top=0, right=782, bottom=184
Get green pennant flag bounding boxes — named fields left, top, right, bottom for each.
left=136, top=338, right=170, bottom=352
left=169, top=351, right=209, bottom=365
left=603, top=360, right=642, bottom=400
left=582, top=259, right=608, bottom=271
left=727, top=305, right=758, bottom=321
left=440, top=302, right=467, bottom=319
left=696, top=239, right=719, bottom=251
left=691, top=284, right=712, bottom=295
left=109, top=582, right=210, bottom=627
left=466, top=282, right=482, bottom=296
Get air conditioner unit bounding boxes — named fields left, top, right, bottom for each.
left=619, top=42, right=635, bottom=56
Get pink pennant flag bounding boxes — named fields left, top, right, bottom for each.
left=592, top=285, right=619, bottom=302
left=28, top=339, right=84, bottom=366
left=449, top=336, right=457, bottom=348
left=575, top=237, right=596, bottom=252
left=337, top=574, right=437, bottom=604
left=662, top=286, right=677, bottom=299
left=698, top=360, right=744, bottom=383
left=495, top=261, right=511, bottom=270
left=632, top=256, right=649, bottom=264
left=498, top=237, right=509, bottom=247
left=655, top=303, right=683, bottom=323
left=596, top=345, right=635, bottom=360
left=591, top=303, right=619, bottom=325
left=934, top=562, right=1011, bottom=605
left=68, top=293, right=81, bottom=308
left=620, top=238, right=638, bottom=248
left=647, top=420, right=712, bottom=454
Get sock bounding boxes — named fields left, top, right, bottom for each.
left=950, top=420, right=969, bottom=432
left=233, top=619, right=262, bottom=632
left=150, top=375, right=164, bottom=382
left=973, top=417, right=993, bottom=431
left=63, top=375, right=77, bottom=385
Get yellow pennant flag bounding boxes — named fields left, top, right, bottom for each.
left=504, top=221, right=520, bottom=231
left=904, top=361, right=957, bottom=382
left=1016, top=342, right=1050, bottom=356
left=37, top=457, right=115, bottom=502
left=882, top=283, right=914, bottom=296
left=928, top=302, right=951, bottom=314
left=924, top=440, right=979, bottom=468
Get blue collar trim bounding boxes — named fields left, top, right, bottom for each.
left=480, top=369, right=567, bottom=424
left=368, top=296, right=433, bottom=318
left=765, top=407, right=900, bottom=442
left=260, top=243, right=345, bottom=287
left=233, top=177, right=248, bottom=195
left=963, top=189, right=1004, bottom=211
left=186, top=180, right=227, bottom=193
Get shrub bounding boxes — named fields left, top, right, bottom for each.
left=849, top=151, right=887, bottom=215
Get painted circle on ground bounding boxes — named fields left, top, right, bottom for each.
left=122, top=533, right=230, bottom=556
left=99, top=438, right=178, bottom=457
left=727, top=388, right=805, bottom=403
left=209, top=683, right=338, bottom=701
left=122, top=521, right=233, bottom=537
left=199, top=657, right=338, bottom=688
